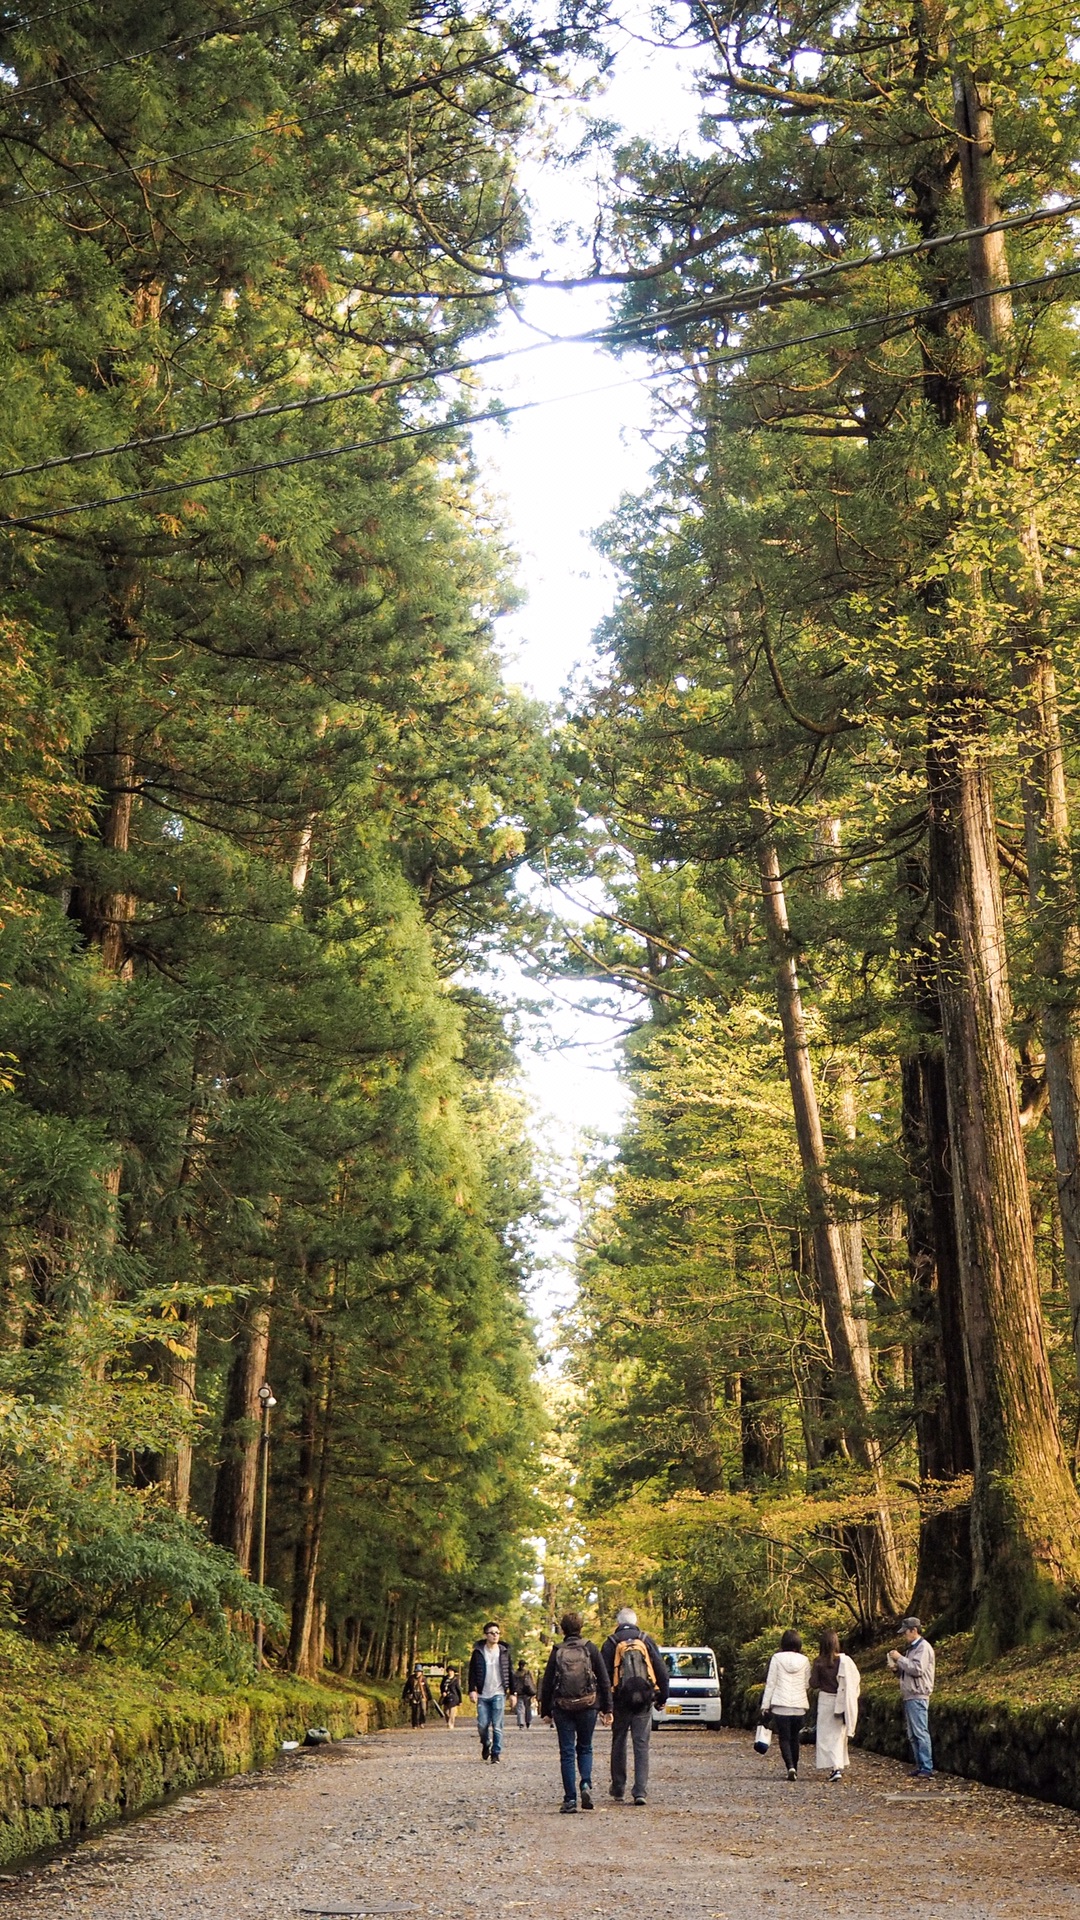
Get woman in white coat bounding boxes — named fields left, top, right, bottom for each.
left=809, top=1629, right=861, bottom=1782
left=760, top=1629, right=811, bottom=1781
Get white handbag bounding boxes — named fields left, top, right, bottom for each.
left=753, top=1723, right=773, bottom=1754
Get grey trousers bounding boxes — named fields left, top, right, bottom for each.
left=610, top=1703, right=652, bottom=1799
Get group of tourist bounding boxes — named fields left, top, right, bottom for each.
left=403, top=1609, right=937, bottom=1809
left=758, top=1615, right=935, bottom=1783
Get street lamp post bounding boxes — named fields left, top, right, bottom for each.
left=254, top=1381, right=277, bottom=1671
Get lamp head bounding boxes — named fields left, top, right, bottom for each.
left=258, top=1382, right=277, bottom=1409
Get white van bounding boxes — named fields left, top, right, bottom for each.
left=652, top=1646, right=723, bottom=1729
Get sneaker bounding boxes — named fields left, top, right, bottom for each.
left=787, top=1767, right=798, bottom=1782
left=560, top=1797, right=577, bottom=1813
left=632, top=1794, right=647, bottom=1806
left=609, top=1787, right=624, bottom=1802
left=491, top=1754, right=500, bottom=1765
left=480, top=1747, right=490, bottom=1762
left=580, top=1786, right=594, bottom=1811
left=829, top=1770, right=843, bottom=1784
left=914, top=1769, right=934, bottom=1779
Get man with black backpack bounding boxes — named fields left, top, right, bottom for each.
left=600, top=1606, right=669, bottom=1806
left=539, top=1610, right=613, bottom=1813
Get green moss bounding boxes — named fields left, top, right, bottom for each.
left=0, top=1642, right=403, bottom=1868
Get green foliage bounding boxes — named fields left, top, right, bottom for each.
left=0, top=0, right=570, bottom=1681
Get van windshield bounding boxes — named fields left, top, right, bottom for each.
left=664, top=1650, right=715, bottom=1680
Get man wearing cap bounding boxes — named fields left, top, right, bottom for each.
left=886, top=1616, right=935, bottom=1778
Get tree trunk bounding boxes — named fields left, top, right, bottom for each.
left=898, top=856, right=974, bottom=1625
left=927, top=722, right=1080, bottom=1651
left=739, top=1372, right=784, bottom=1483
left=288, top=1336, right=335, bottom=1675
left=161, top=1304, right=198, bottom=1515
left=951, top=62, right=1080, bottom=1388
left=210, top=1289, right=273, bottom=1571
left=71, top=737, right=138, bottom=979
left=725, top=621, right=908, bottom=1616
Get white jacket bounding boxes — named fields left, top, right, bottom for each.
left=834, top=1652, right=861, bottom=1736
left=762, top=1650, right=811, bottom=1714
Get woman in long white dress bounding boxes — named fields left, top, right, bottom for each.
left=810, top=1629, right=861, bottom=1781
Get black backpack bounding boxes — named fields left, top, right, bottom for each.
left=554, top=1639, right=598, bottom=1712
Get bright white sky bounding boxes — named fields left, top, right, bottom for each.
left=470, top=16, right=705, bottom=1326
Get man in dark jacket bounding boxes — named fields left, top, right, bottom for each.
left=540, top=1611, right=613, bottom=1813
left=467, top=1621, right=516, bottom=1763
left=600, top=1606, right=669, bottom=1806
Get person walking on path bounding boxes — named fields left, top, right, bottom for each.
left=468, top=1622, right=516, bottom=1764
left=403, top=1665, right=430, bottom=1729
left=540, top=1610, right=613, bottom=1813
left=809, top=1630, right=861, bottom=1782
left=761, top=1629, right=811, bottom=1781
left=513, top=1662, right=537, bottom=1728
left=440, top=1664, right=462, bottom=1730
left=887, top=1616, right=935, bottom=1778
left=600, top=1606, right=669, bottom=1806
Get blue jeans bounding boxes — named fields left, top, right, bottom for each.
left=476, top=1693, right=505, bottom=1759
left=903, top=1696, right=933, bottom=1773
left=553, top=1707, right=598, bottom=1802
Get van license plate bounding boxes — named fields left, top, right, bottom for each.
left=667, top=1705, right=682, bottom=1714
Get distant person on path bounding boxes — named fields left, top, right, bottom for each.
left=600, top=1605, right=669, bottom=1806
left=403, top=1664, right=430, bottom=1729
left=468, top=1621, right=516, bottom=1764
left=540, top=1610, right=613, bottom=1813
left=440, top=1664, right=462, bottom=1730
left=513, top=1662, right=537, bottom=1728
left=761, top=1628, right=811, bottom=1781
left=887, top=1616, right=935, bottom=1778
left=809, top=1629, right=861, bottom=1782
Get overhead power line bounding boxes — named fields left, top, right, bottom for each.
left=1, top=107, right=310, bottom=207
left=5, top=257, right=1080, bottom=530
left=1, top=201, right=1078, bottom=491
left=0, top=1, right=302, bottom=105
left=603, top=195, right=1080, bottom=344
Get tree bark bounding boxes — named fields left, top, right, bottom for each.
left=951, top=62, right=1080, bottom=1388
left=927, top=722, right=1080, bottom=1650
left=288, top=1335, right=335, bottom=1675
left=210, top=1289, right=273, bottom=1571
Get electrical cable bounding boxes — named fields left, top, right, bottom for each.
left=602, top=195, right=1080, bottom=343
left=2, top=225, right=1079, bottom=489
left=1, top=105, right=310, bottom=206
left=5, top=257, right=1080, bottom=530
left=0, top=0, right=303, bottom=106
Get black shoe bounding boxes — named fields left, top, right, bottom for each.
left=560, top=1797, right=577, bottom=1813
left=609, top=1786, right=624, bottom=1802
left=491, top=1754, right=500, bottom=1765
left=787, top=1767, right=797, bottom=1781
left=632, top=1794, right=647, bottom=1806
left=580, top=1785, right=594, bottom=1810
left=480, top=1747, right=491, bottom=1762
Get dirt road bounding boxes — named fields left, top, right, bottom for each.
left=4, top=1722, right=1080, bottom=1919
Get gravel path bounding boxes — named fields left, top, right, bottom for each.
left=3, top=1723, right=1080, bottom=1919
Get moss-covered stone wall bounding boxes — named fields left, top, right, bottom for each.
left=0, top=1664, right=404, bottom=1868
